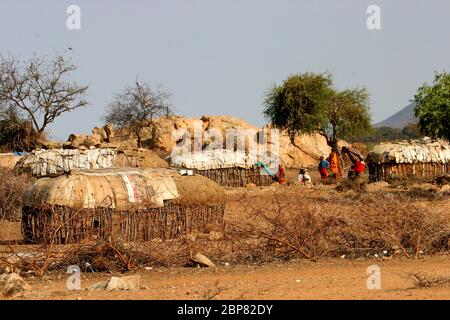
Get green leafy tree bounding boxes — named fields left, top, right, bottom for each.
left=413, top=71, right=450, bottom=141
left=263, top=73, right=372, bottom=150
left=326, top=89, right=372, bottom=148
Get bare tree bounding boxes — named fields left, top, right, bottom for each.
left=0, top=54, right=89, bottom=135
left=104, top=81, right=172, bottom=148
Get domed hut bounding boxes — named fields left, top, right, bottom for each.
left=367, top=139, right=450, bottom=182
left=22, top=168, right=225, bottom=244
left=170, top=149, right=276, bottom=187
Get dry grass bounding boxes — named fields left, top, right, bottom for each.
left=223, top=187, right=450, bottom=261
left=407, top=272, right=450, bottom=288
left=0, top=168, right=32, bottom=222
left=1, top=181, right=449, bottom=276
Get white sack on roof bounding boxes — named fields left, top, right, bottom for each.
left=169, top=149, right=276, bottom=170
left=18, top=148, right=118, bottom=177
left=368, top=139, right=450, bottom=164
left=170, top=149, right=252, bottom=170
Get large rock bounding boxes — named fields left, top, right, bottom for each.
left=89, top=275, right=141, bottom=291
left=152, top=115, right=335, bottom=167
left=190, top=253, right=216, bottom=268
left=67, top=115, right=347, bottom=167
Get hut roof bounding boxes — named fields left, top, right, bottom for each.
left=16, top=147, right=168, bottom=177
left=171, top=149, right=251, bottom=170
left=367, top=138, right=450, bottom=164
left=170, top=149, right=277, bottom=170
left=23, top=168, right=224, bottom=210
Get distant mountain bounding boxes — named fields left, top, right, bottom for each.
left=374, top=103, right=418, bottom=129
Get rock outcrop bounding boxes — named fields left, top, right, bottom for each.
left=64, top=115, right=347, bottom=167
left=148, top=115, right=336, bottom=167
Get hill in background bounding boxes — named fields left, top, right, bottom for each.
left=374, top=103, right=417, bottom=129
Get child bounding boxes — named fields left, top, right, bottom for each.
left=318, top=156, right=329, bottom=180
left=298, top=168, right=312, bottom=186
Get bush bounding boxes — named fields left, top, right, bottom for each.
left=230, top=190, right=450, bottom=260
left=0, top=168, right=31, bottom=221
left=0, top=110, right=41, bottom=152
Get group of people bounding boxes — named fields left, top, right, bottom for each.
left=296, top=146, right=366, bottom=185
left=273, top=145, right=366, bottom=185
left=318, top=146, right=365, bottom=180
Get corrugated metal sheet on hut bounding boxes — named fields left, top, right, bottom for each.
left=22, top=168, right=225, bottom=244
left=367, top=138, right=450, bottom=182
left=15, top=147, right=168, bottom=177
left=0, top=153, right=23, bottom=169
left=170, top=149, right=277, bottom=187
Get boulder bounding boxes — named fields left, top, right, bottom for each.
left=190, top=253, right=215, bottom=268
left=66, top=115, right=348, bottom=168
left=106, top=275, right=141, bottom=291
left=89, top=275, right=141, bottom=291
left=84, top=134, right=102, bottom=147
left=66, top=134, right=88, bottom=149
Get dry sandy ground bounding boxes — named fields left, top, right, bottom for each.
left=2, top=255, right=450, bottom=300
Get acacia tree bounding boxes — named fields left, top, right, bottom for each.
left=326, top=89, right=371, bottom=148
left=104, top=81, right=172, bottom=148
left=263, top=72, right=372, bottom=150
left=413, top=71, right=450, bottom=141
left=0, top=54, right=89, bottom=136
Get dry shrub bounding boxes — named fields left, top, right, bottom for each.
left=335, top=179, right=367, bottom=194
left=0, top=168, right=32, bottom=221
left=228, top=190, right=450, bottom=261
left=407, top=272, right=450, bottom=288
left=434, top=175, right=450, bottom=186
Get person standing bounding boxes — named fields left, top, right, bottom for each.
left=341, top=146, right=365, bottom=178
left=275, top=163, right=287, bottom=184
left=318, top=156, right=329, bottom=180
left=328, top=148, right=343, bottom=179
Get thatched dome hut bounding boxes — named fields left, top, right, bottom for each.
left=170, top=149, right=276, bottom=187
left=22, top=168, right=225, bottom=244
left=367, top=138, right=450, bottom=182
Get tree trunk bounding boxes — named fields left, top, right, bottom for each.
left=136, top=134, right=142, bottom=148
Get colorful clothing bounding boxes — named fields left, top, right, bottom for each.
left=318, top=159, right=329, bottom=179
left=329, top=152, right=342, bottom=178
left=344, top=147, right=364, bottom=163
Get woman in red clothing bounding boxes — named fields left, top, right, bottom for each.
left=341, top=146, right=365, bottom=178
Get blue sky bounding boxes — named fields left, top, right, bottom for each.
left=1, top=0, right=449, bottom=140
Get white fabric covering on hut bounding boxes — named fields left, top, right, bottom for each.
left=368, top=138, right=450, bottom=164
left=170, top=149, right=279, bottom=170
left=17, top=148, right=117, bottom=177
left=170, top=149, right=253, bottom=170
left=23, top=168, right=180, bottom=210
